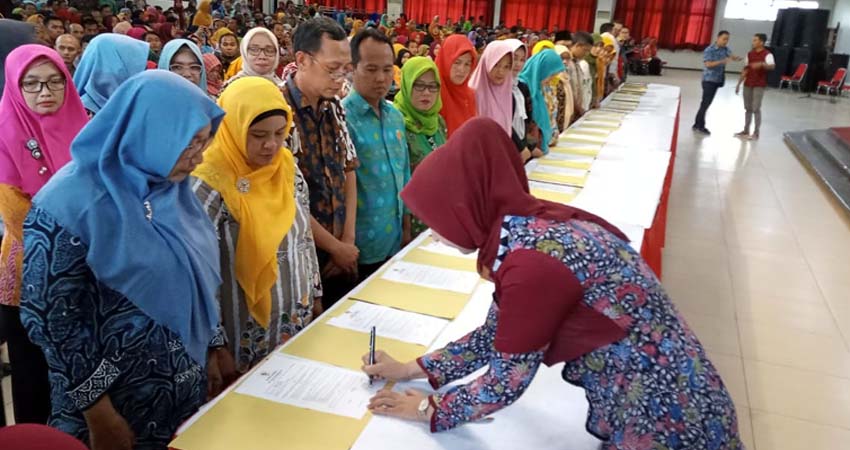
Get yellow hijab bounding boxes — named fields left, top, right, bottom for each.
left=193, top=0, right=213, bottom=27
left=532, top=40, right=555, bottom=56
left=192, top=77, right=296, bottom=327
left=393, top=43, right=405, bottom=57
left=211, top=27, right=234, bottom=46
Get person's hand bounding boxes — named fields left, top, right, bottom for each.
left=531, top=148, right=545, bottom=158
left=735, top=85, right=741, bottom=95
left=206, top=350, right=223, bottom=400
left=731, top=55, right=743, bottom=62
left=85, top=396, right=135, bottom=450
left=520, top=148, right=532, bottom=163
left=368, top=388, right=431, bottom=422
left=330, top=240, right=359, bottom=274
left=312, top=300, right=324, bottom=318
left=321, top=261, right=343, bottom=279
left=215, top=347, right=238, bottom=387
left=361, top=350, right=424, bottom=382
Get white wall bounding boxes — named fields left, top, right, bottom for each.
left=831, top=0, right=850, bottom=54
left=653, top=0, right=835, bottom=71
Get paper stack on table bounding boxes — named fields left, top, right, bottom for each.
left=381, top=261, right=480, bottom=294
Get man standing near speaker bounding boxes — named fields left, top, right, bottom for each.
left=735, top=33, right=775, bottom=140
left=693, top=30, right=742, bottom=135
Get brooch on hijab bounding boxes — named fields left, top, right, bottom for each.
left=26, top=139, right=49, bottom=175
left=236, top=178, right=251, bottom=193
left=143, top=201, right=153, bottom=221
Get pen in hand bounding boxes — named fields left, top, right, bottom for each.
left=368, top=326, right=376, bottom=386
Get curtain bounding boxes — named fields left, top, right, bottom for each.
left=500, top=0, right=597, bottom=32
left=614, top=0, right=717, bottom=50
left=403, top=0, right=495, bottom=26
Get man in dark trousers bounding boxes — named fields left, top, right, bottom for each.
left=734, top=33, right=775, bottom=140
left=693, top=30, right=742, bottom=135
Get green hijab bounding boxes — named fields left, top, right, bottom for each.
left=394, top=56, right=443, bottom=135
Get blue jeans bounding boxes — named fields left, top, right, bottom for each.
left=693, top=81, right=722, bottom=129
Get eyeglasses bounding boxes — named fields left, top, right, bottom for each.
left=412, top=82, right=439, bottom=93
left=170, top=64, right=204, bottom=75
left=246, top=45, right=277, bottom=57
left=308, top=54, right=352, bottom=82
left=21, top=77, right=66, bottom=93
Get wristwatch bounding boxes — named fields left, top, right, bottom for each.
left=417, top=397, right=431, bottom=420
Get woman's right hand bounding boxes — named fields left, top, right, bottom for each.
left=361, top=350, right=425, bottom=382
left=84, top=396, right=135, bottom=450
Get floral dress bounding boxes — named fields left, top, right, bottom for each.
left=419, top=215, right=743, bottom=450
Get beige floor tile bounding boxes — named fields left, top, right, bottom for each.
left=663, top=273, right=736, bottom=320
left=744, top=360, right=850, bottom=429
left=728, top=256, right=822, bottom=303
left=735, top=292, right=840, bottom=337
left=663, top=236, right=728, bottom=262
left=738, top=321, right=850, bottom=379
left=751, top=410, right=850, bottom=450
left=707, top=352, right=749, bottom=409
left=680, top=310, right=741, bottom=356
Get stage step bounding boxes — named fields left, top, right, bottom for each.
left=785, top=129, right=850, bottom=216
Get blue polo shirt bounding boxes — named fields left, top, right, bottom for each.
left=342, top=90, right=411, bottom=265
left=702, top=44, right=733, bottom=84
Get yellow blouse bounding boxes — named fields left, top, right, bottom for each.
left=0, top=184, right=32, bottom=307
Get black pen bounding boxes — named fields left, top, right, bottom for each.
left=368, top=326, right=376, bottom=385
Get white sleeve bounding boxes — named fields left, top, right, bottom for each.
left=765, top=53, right=775, bottom=66
left=744, top=54, right=749, bottom=66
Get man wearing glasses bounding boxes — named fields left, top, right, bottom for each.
left=283, top=17, right=360, bottom=310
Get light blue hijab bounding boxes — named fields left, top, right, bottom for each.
left=73, top=33, right=150, bottom=114
left=518, top=49, right=566, bottom=150
left=158, top=39, right=207, bottom=90
left=34, top=71, right=225, bottom=366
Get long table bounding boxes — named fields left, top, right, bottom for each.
left=169, top=83, right=681, bottom=450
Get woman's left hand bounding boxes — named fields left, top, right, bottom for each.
left=368, top=388, right=430, bottom=423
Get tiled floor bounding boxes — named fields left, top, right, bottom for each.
left=649, top=69, right=850, bottom=449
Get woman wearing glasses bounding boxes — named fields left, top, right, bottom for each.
left=0, top=44, right=88, bottom=425
left=393, top=56, right=446, bottom=237
left=221, top=27, right=283, bottom=92
left=159, top=39, right=208, bottom=92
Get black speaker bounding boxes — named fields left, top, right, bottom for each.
left=800, top=9, right=830, bottom=49
left=777, top=8, right=804, bottom=47
left=772, top=8, right=791, bottom=47
left=767, top=46, right=793, bottom=88
left=790, top=47, right=828, bottom=91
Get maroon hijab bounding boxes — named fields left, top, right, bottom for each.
left=401, top=117, right=628, bottom=274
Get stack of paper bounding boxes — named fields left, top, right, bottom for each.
left=528, top=181, right=581, bottom=204
left=527, top=163, right=588, bottom=187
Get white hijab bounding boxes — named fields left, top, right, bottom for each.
left=239, top=27, right=282, bottom=82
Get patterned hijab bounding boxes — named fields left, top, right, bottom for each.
left=34, top=70, right=225, bottom=366
left=394, top=56, right=442, bottom=136
left=192, top=77, right=295, bottom=327
left=0, top=45, right=88, bottom=196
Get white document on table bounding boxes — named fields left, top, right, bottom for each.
left=234, top=353, right=382, bottom=419
left=418, top=238, right=478, bottom=260
left=327, top=301, right=449, bottom=346
left=544, top=151, right=595, bottom=163
left=532, top=164, right=588, bottom=177
left=381, top=261, right=480, bottom=294
left=528, top=181, right=582, bottom=196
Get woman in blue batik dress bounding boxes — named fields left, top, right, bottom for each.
left=19, top=70, right=226, bottom=450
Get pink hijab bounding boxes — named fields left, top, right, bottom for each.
left=468, top=41, right=519, bottom=136
left=0, top=45, right=88, bottom=196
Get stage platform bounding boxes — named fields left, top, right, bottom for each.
left=785, top=127, right=850, bottom=215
